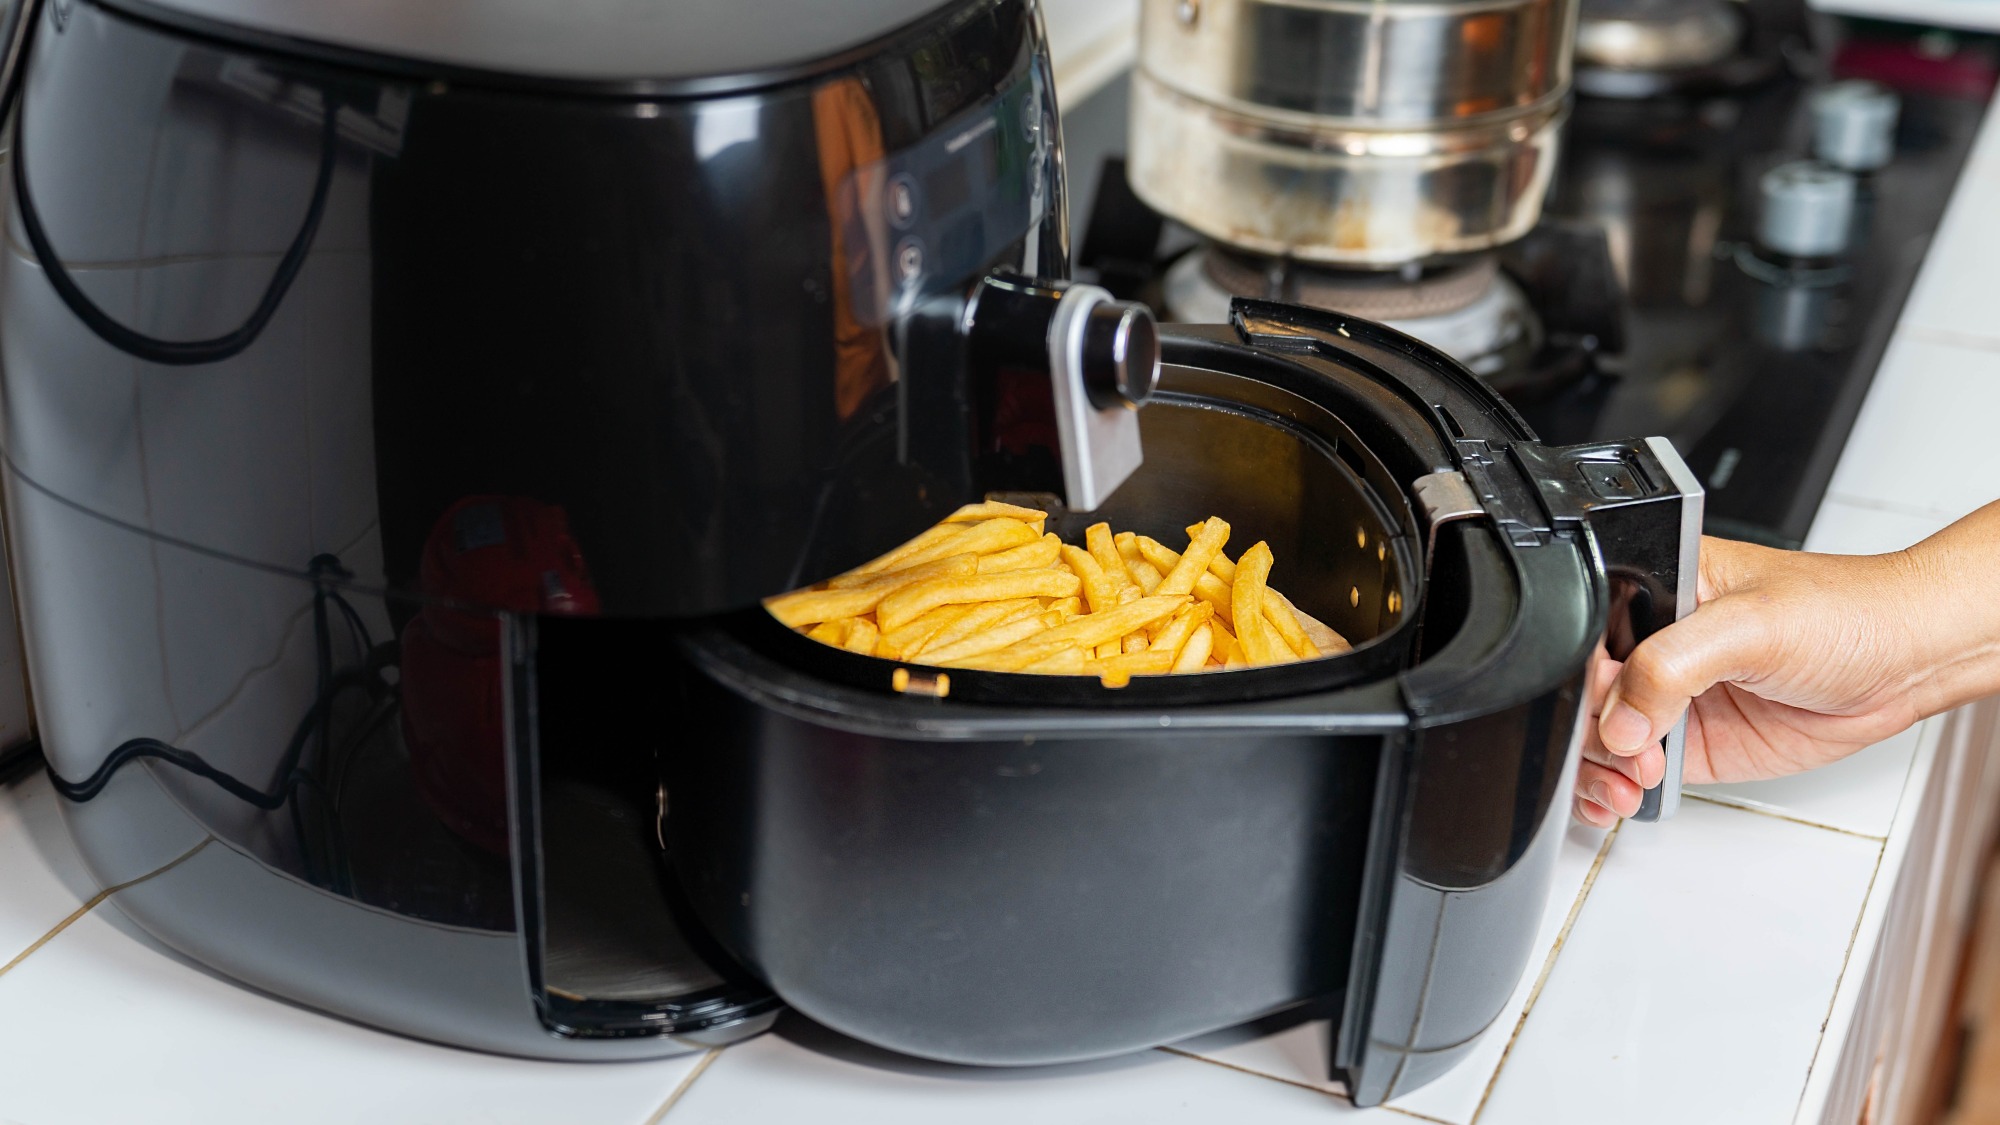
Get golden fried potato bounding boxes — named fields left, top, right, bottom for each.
left=771, top=506, right=1351, bottom=678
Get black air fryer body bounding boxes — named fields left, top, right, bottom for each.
left=0, top=0, right=1698, bottom=1106
left=0, top=0, right=1073, bottom=1060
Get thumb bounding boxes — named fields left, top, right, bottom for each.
left=1597, top=596, right=1773, bottom=756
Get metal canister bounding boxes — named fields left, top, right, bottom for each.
left=1128, top=0, right=1580, bottom=267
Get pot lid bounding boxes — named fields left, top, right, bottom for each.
left=94, top=0, right=966, bottom=94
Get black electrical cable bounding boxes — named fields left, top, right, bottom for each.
left=9, top=39, right=343, bottom=366
left=45, top=554, right=397, bottom=897
left=48, top=737, right=309, bottom=808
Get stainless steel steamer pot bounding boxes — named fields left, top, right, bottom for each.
left=1129, top=0, right=1580, bottom=265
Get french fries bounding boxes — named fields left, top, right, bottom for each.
left=1232, top=542, right=1291, bottom=666
left=765, top=500, right=1356, bottom=683
left=876, top=569, right=1080, bottom=631
left=765, top=554, right=978, bottom=627
left=1061, top=544, right=1124, bottom=615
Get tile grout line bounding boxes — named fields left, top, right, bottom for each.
left=1902, top=324, right=2000, bottom=355
left=642, top=1047, right=723, bottom=1124
left=1682, top=791, right=1888, bottom=843
left=1467, top=823, right=1622, bottom=1125
left=0, top=835, right=214, bottom=981
left=1161, top=1042, right=1455, bottom=1122
left=1788, top=834, right=1890, bottom=1119
left=1820, top=491, right=1965, bottom=527
left=1378, top=1103, right=1459, bottom=1124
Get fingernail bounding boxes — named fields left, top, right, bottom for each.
left=1600, top=701, right=1651, bottom=755
left=1588, top=779, right=1611, bottom=808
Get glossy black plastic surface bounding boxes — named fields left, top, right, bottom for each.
left=0, top=0, right=1054, bottom=1059
left=6, top=0, right=1065, bottom=620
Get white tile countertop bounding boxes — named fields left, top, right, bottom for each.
left=6, top=23, right=2000, bottom=1125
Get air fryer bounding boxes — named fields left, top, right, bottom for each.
left=0, top=0, right=1698, bottom=1107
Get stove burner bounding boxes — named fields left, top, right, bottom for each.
left=1577, top=0, right=1741, bottom=73
left=1165, top=249, right=1540, bottom=379
left=1201, top=251, right=1502, bottom=322
left=1574, top=0, right=1812, bottom=100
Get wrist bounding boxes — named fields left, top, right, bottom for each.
left=1892, top=527, right=2000, bottom=716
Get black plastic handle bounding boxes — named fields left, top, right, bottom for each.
left=1518, top=436, right=1705, bottom=822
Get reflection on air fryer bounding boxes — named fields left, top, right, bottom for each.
left=766, top=500, right=1352, bottom=686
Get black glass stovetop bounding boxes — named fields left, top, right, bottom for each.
left=1517, top=60, right=1991, bottom=547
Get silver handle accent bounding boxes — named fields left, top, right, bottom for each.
left=1632, top=436, right=1704, bottom=823
left=1047, top=285, right=1152, bottom=512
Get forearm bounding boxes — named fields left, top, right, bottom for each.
left=1896, top=499, right=2000, bottom=717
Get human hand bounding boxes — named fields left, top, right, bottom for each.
left=1573, top=507, right=2000, bottom=826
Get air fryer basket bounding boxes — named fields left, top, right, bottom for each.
left=716, top=362, right=1425, bottom=706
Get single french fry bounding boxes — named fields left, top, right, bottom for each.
left=833, top=519, right=1037, bottom=586
left=1159, top=517, right=1231, bottom=597
left=915, top=598, right=1042, bottom=656
left=976, top=595, right=1190, bottom=671
left=1122, top=633, right=1150, bottom=654
left=1208, top=615, right=1247, bottom=665
left=1129, top=559, right=1165, bottom=594
left=1086, top=522, right=1134, bottom=587
left=1000, top=600, right=1053, bottom=626
left=849, top=524, right=961, bottom=577
left=946, top=501, right=1048, bottom=524
left=1060, top=545, right=1123, bottom=614
left=1283, top=594, right=1354, bottom=654
left=876, top=568, right=1081, bottom=631
left=1023, top=648, right=1088, bottom=675
left=876, top=604, right=974, bottom=659
left=1095, top=639, right=1122, bottom=659
left=1134, top=535, right=1176, bottom=572
left=1115, top=531, right=1143, bottom=565
left=806, top=620, right=847, bottom=644
left=921, top=613, right=1058, bottom=665
left=766, top=555, right=979, bottom=627
left=842, top=618, right=879, bottom=656
left=1091, top=649, right=1175, bottom=686
left=1046, top=596, right=1082, bottom=619
left=1262, top=588, right=1320, bottom=659
left=1232, top=542, right=1291, bottom=666
left=1137, top=536, right=1237, bottom=625
left=1187, top=523, right=1239, bottom=584
left=1173, top=622, right=1214, bottom=672
left=1148, top=601, right=1215, bottom=655
left=977, top=533, right=1063, bottom=575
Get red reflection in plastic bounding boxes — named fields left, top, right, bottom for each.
left=402, top=496, right=600, bottom=854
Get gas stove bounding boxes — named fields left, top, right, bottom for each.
left=1075, top=15, right=1996, bottom=548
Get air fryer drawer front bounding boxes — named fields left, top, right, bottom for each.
left=659, top=299, right=1697, bottom=1099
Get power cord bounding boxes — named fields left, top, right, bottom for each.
left=44, top=554, right=397, bottom=894
left=5, top=0, right=343, bottom=367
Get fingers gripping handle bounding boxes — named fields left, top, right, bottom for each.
left=1622, top=438, right=1704, bottom=822
left=1516, top=435, right=1704, bottom=822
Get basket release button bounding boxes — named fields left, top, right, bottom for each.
left=1580, top=460, right=1644, bottom=502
